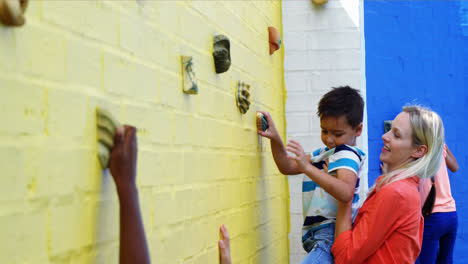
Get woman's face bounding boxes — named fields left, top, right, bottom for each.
left=380, top=112, right=419, bottom=172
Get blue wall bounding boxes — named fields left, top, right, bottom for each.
left=365, top=0, right=468, bottom=261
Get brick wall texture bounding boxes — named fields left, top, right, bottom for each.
left=0, top=1, right=290, bottom=263
left=282, top=0, right=368, bottom=263
left=364, top=1, right=468, bottom=260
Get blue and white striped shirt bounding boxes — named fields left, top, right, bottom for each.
left=302, top=145, right=366, bottom=239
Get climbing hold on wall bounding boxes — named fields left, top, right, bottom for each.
left=312, top=0, right=328, bottom=5
left=236, top=81, right=250, bottom=114
left=268, top=27, right=281, bottom=55
left=213, top=35, right=231, bottom=74
left=181, top=56, right=199, bottom=94
left=0, top=0, right=28, bottom=26
left=256, top=112, right=269, bottom=131
left=384, top=120, right=392, bottom=133
left=96, top=107, right=120, bottom=169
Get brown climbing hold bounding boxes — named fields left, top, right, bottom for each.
left=0, top=0, right=28, bottom=26
left=268, top=27, right=281, bottom=55
left=312, top=0, right=328, bottom=5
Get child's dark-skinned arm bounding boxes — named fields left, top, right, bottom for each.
left=287, top=140, right=357, bottom=203
left=445, top=144, right=458, bottom=172
left=257, top=111, right=302, bottom=175
left=109, top=126, right=151, bottom=264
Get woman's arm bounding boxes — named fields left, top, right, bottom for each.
left=445, top=144, right=458, bottom=172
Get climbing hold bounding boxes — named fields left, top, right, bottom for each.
left=312, top=0, right=328, bottom=5
left=181, top=56, right=198, bottom=94
left=96, top=107, right=120, bottom=169
left=0, top=0, right=28, bottom=26
left=236, top=81, right=250, bottom=114
left=384, top=120, right=392, bottom=133
left=256, top=112, right=269, bottom=132
left=213, top=35, right=231, bottom=74
left=268, top=27, right=281, bottom=55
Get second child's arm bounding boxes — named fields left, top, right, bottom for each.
left=110, top=126, right=151, bottom=264
left=287, top=140, right=357, bottom=203
left=257, top=111, right=302, bottom=175
left=445, top=144, right=458, bottom=172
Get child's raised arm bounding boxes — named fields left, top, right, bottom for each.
left=110, top=126, right=151, bottom=264
left=445, top=144, right=458, bottom=172
left=257, top=111, right=302, bottom=175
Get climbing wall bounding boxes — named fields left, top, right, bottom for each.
left=0, top=1, right=289, bottom=263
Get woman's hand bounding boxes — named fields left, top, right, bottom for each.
left=286, top=140, right=311, bottom=173
left=380, top=163, right=388, bottom=174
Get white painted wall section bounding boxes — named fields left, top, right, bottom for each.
left=341, top=0, right=360, bottom=28
left=282, top=0, right=367, bottom=263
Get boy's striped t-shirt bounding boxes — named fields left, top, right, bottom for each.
left=302, top=145, right=366, bottom=239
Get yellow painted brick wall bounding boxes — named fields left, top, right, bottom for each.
left=0, top=1, right=288, bottom=263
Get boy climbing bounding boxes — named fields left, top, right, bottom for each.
left=258, top=86, right=366, bottom=264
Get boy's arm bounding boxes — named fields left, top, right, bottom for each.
left=287, top=140, right=357, bottom=202
left=303, top=166, right=357, bottom=202
left=445, top=144, right=458, bottom=172
left=257, top=111, right=302, bottom=175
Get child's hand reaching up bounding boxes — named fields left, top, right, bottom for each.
left=219, top=224, right=232, bottom=264
left=110, top=125, right=138, bottom=194
left=257, top=111, right=280, bottom=141
left=286, top=140, right=311, bottom=173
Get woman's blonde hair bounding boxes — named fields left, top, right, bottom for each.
left=372, top=105, right=445, bottom=191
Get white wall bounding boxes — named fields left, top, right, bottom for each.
left=282, top=0, right=367, bottom=262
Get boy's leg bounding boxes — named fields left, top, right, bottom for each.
left=300, top=225, right=335, bottom=264
left=436, top=211, right=458, bottom=264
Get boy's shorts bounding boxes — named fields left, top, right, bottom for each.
left=300, top=223, right=335, bottom=264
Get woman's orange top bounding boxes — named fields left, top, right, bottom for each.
left=331, top=176, right=424, bottom=264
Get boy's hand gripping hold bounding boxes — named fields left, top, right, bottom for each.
left=256, top=111, right=280, bottom=140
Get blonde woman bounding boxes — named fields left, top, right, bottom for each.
left=332, top=106, right=445, bottom=263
